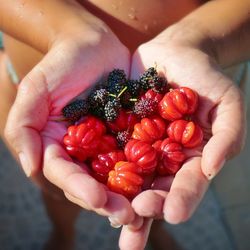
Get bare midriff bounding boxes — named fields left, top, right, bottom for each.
left=3, top=0, right=204, bottom=79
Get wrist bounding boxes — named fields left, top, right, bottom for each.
left=0, top=0, right=110, bottom=53
left=157, top=20, right=218, bottom=63
left=48, top=1, right=115, bottom=52
left=157, top=0, right=250, bottom=68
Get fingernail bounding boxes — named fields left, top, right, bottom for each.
left=108, top=217, right=122, bottom=228
left=206, top=159, right=226, bottom=180
left=206, top=173, right=214, bottom=180
left=19, top=152, right=31, bottom=177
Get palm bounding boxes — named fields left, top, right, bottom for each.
left=130, top=40, right=246, bottom=223
left=42, top=41, right=137, bottom=216
left=6, top=36, right=138, bottom=223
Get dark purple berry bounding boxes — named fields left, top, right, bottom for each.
left=126, top=79, right=141, bottom=97
left=104, top=98, right=121, bottom=121
left=139, top=67, right=158, bottom=91
left=117, top=131, right=131, bottom=148
left=133, top=98, right=157, bottom=118
left=107, top=69, right=127, bottom=95
left=88, top=88, right=109, bottom=107
left=62, top=99, right=89, bottom=122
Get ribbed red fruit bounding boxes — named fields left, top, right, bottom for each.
left=91, top=150, right=126, bottom=183
left=106, top=109, right=138, bottom=133
left=167, top=120, right=203, bottom=148
left=159, top=87, right=198, bottom=121
left=132, top=116, right=167, bottom=143
left=124, top=139, right=158, bottom=175
left=153, top=138, right=186, bottom=175
left=107, top=161, right=144, bottom=199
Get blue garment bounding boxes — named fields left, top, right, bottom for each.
left=0, top=32, right=3, bottom=49
left=0, top=31, right=19, bottom=84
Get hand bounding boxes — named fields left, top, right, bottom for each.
left=4, top=17, right=137, bottom=225
left=119, top=29, right=246, bottom=248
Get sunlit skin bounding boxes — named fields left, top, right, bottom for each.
left=1, top=0, right=249, bottom=250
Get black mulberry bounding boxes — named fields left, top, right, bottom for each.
left=62, top=99, right=89, bottom=122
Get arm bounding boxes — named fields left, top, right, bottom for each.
left=163, top=0, right=250, bottom=67
left=0, top=0, right=107, bottom=53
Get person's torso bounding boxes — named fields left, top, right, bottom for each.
left=3, top=0, right=205, bottom=79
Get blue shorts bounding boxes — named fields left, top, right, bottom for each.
left=0, top=32, right=20, bottom=84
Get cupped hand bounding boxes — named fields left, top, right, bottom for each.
left=4, top=21, right=137, bottom=225
left=119, top=31, right=246, bottom=249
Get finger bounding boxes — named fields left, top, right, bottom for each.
left=126, top=215, right=144, bottom=231
left=63, top=176, right=139, bottom=227
left=164, top=157, right=209, bottom=224
left=43, top=137, right=107, bottom=209
left=4, top=67, right=49, bottom=177
left=131, top=176, right=173, bottom=218
left=132, top=190, right=167, bottom=219
left=202, top=85, right=246, bottom=179
left=119, top=218, right=153, bottom=250
left=98, top=191, right=136, bottom=225
left=64, top=191, right=91, bottom=210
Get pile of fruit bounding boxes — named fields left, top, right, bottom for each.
left=62, top=68, right=203, bottom=199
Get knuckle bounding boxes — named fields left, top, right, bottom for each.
left=4, top=125, right=18, bottom=145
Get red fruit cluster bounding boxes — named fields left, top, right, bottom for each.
left=62, top=70, right=204, bottom=199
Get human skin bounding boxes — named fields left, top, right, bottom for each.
left=1, top=0, right=138, bottom=230
left=1, top=0, right=250, bottom=249
left=0, top=0, right=203, bottom=226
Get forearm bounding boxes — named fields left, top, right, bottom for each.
left=0, top=0, right=104, bottom=53
left=163, top=0, right=250, bottom=67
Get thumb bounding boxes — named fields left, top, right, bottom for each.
left=202, top=86, right=246, bottom=179
left=4, top=66, right=49, bottom=177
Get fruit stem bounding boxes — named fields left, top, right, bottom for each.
left=118, top=86, right=128, bottom=98
left=129, top=98, right=138, bottom=102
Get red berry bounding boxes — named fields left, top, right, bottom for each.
left=132, top=116, right=167, bottom=143
left=151, top=140, right=162, bottom=152
left=98, top=134, right=118, bottom=154
left=158, top=87, right=198, bottom=121
left=124, top=139, right=158, bottom=175
left=91, top=150, right=126, bottom=183
left=153, top=138, right=186, bottom=176
left=63, top=123, right=102, bottom=161
left=141, top=89, right=163, bottom=103
left=106, top=109, right=138, bottom=133
left=167, top=120, right=203, bottom=148
left=107, top=161, right=144, bottom=199
left=83, top=116, right=106, bottom=135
